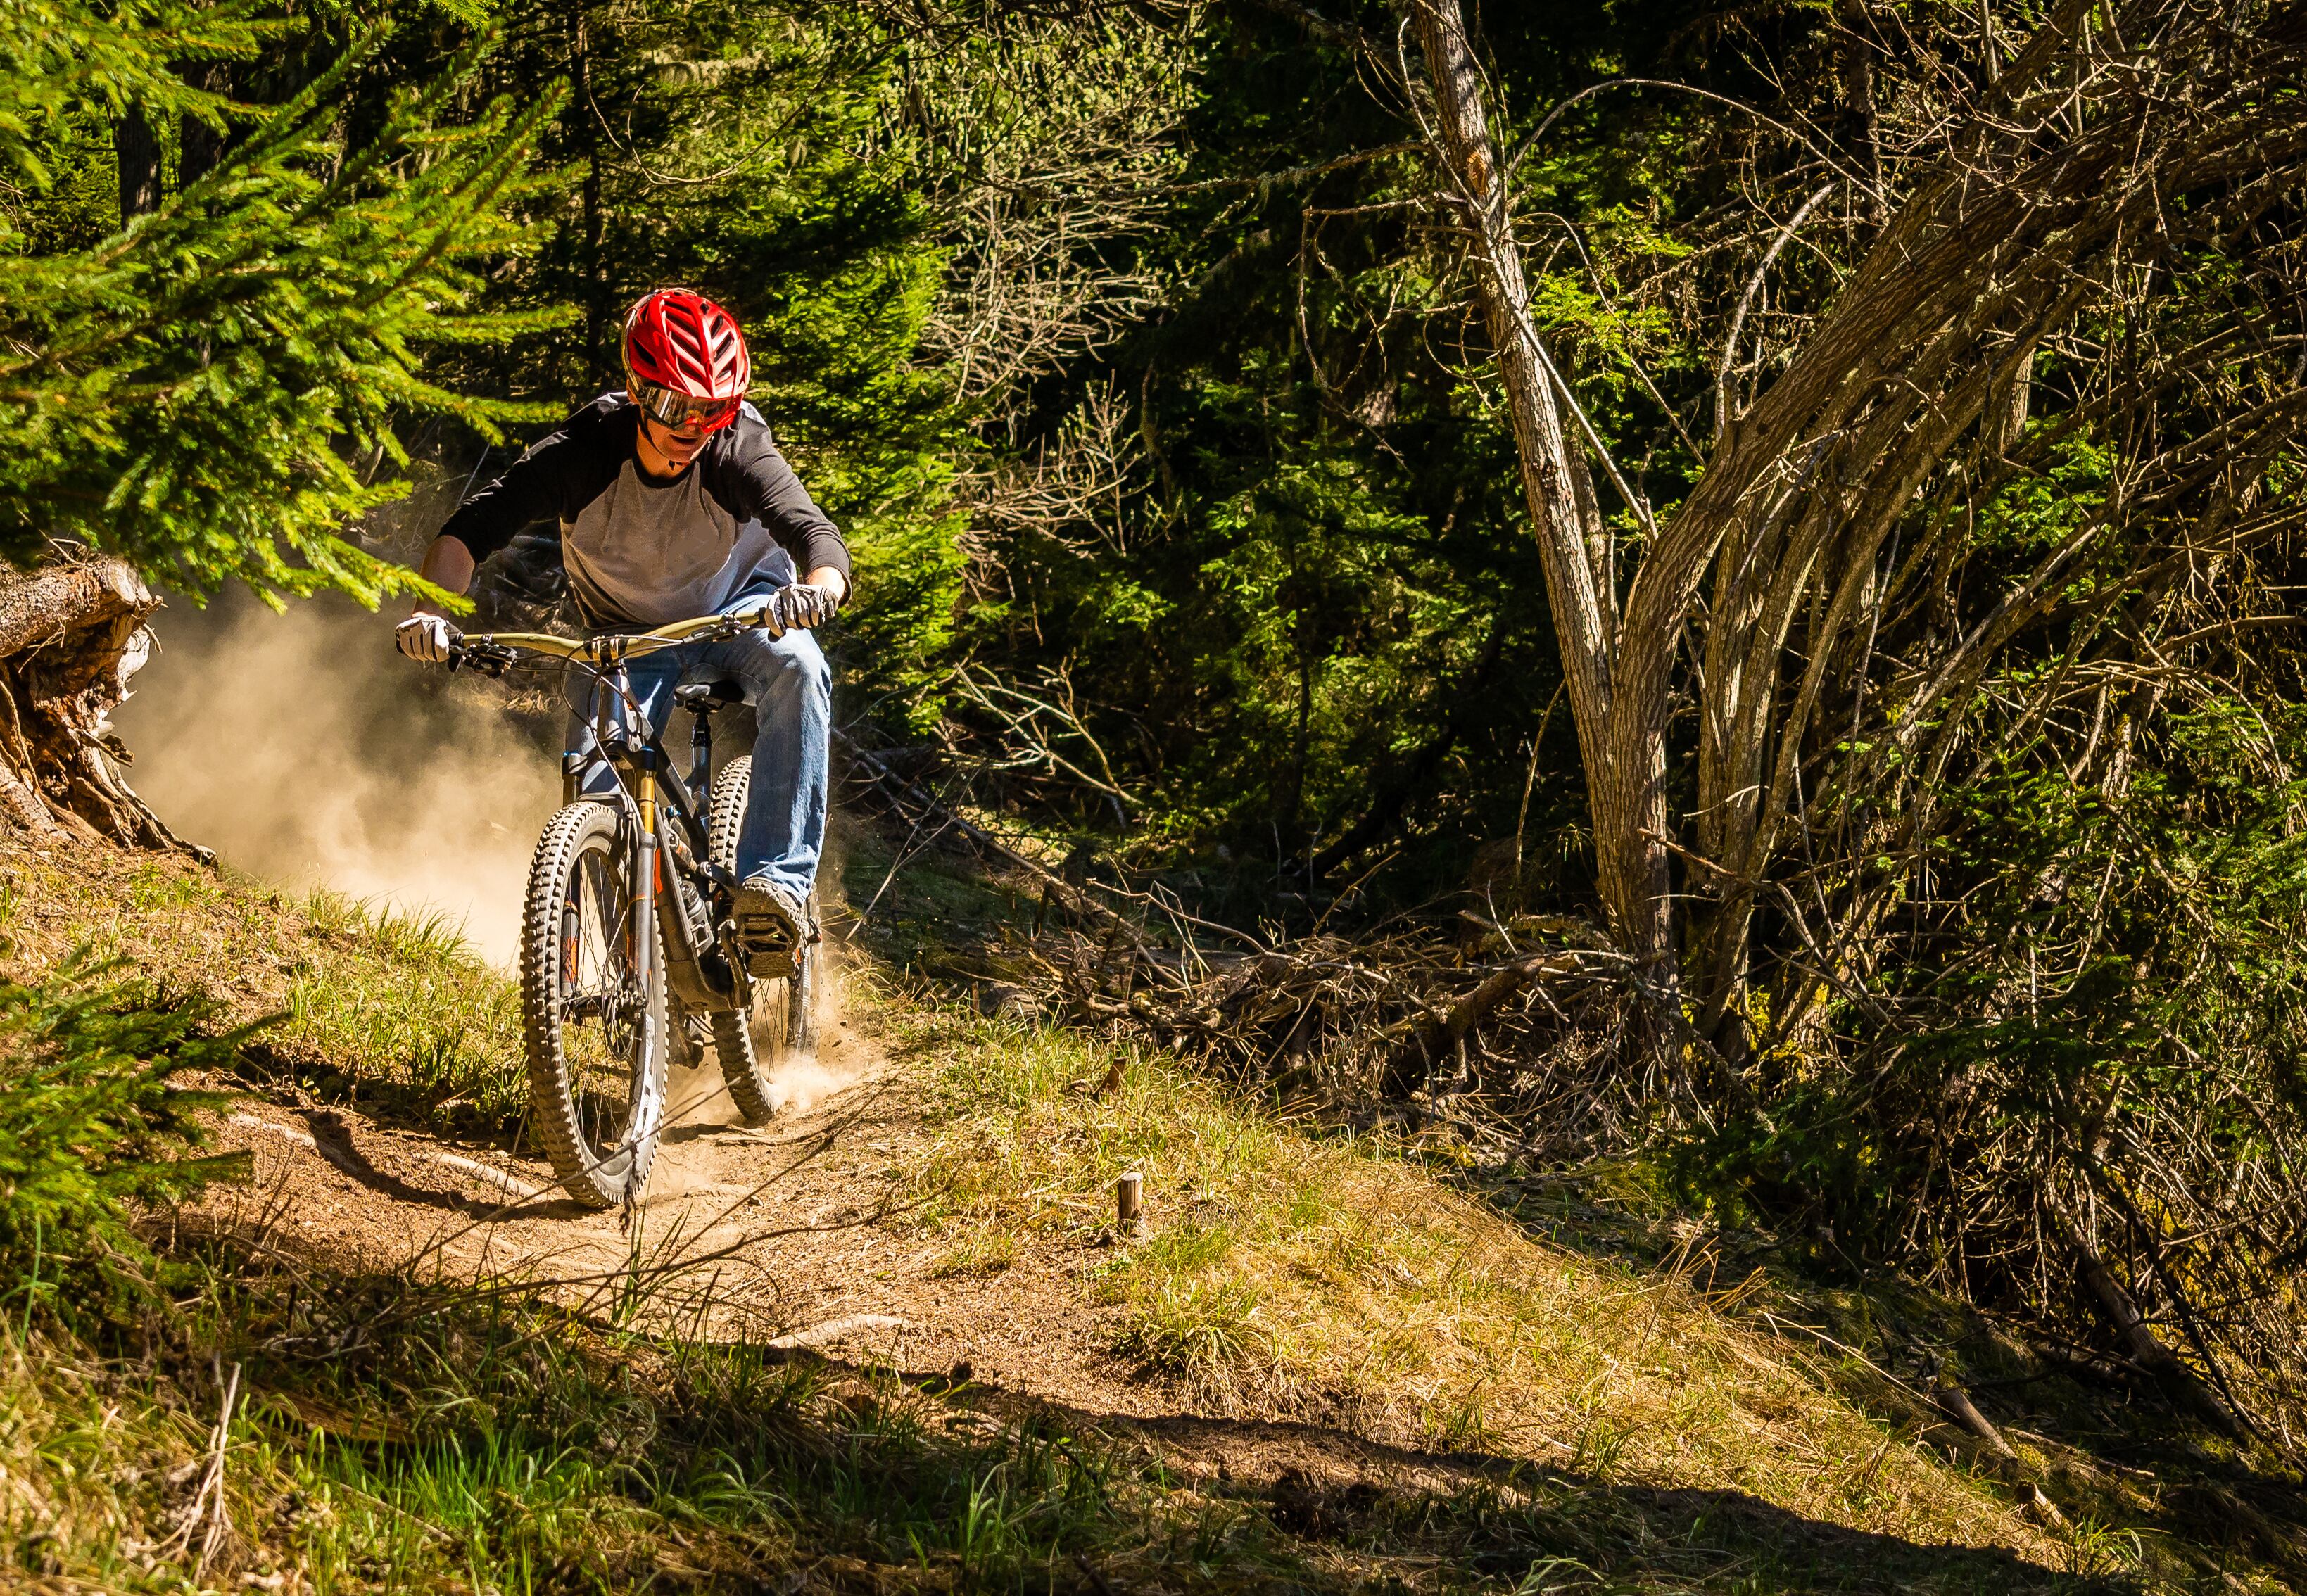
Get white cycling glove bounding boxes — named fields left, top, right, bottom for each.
left=396, top=614, right=460, bottom=663
left=774, top=582, right=842, bottom=633
left=735, top=583, right=841, bottom=638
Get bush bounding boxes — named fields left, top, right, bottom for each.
left=0, top=955, right=250, bottom=1330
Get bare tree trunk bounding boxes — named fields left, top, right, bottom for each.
left=1401, top=0, right=2307, bottom=1032
left=179, top=63, right=230, bottom=189
left=0, top=557, right=202, bottom=854
left=1404, top=0, right=1671, bottom=963
left=115, top=107, right=163, bottom=227
left=571, top=0, right=609, bottom=365
left=1835, top=1, right=1885, bottom=225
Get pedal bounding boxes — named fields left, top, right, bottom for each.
left=731, top=881, right=816, bottom=980
left=729, top=904, right=805, bottom=978
left=733, top=921, right=800, bottom=979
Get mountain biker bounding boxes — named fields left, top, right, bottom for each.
left=396, top=286, right=849, bottom=971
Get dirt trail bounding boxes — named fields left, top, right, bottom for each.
left=202, top=995, right=1636, bottom=1540
left=211, top=1017, right=1543, bottom=1522
left=207, top=999, right=1158, bottom=1426
left=201, top=1013, right=2102, bottom=1581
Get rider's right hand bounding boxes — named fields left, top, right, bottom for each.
left=396, top=613, right=462, bottom=664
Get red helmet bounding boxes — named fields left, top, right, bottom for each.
left=622, top=288, right=750, bottom=433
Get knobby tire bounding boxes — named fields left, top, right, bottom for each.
left=705, top=755, right=817, bottom=1123
left=520, top=801, right=668, bottom=1208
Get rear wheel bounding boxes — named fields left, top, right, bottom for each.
left=706, top=755, right=818, bottom=1124
left=519, top=802, right=668, bottom=1208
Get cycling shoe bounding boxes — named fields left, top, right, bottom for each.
left=733, top=876, right=811, bottom=977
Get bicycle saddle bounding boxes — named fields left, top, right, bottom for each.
left=673, top=679, right=746, bottom=713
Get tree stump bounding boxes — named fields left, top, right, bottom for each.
left=0, top=555, right=202, bottom=854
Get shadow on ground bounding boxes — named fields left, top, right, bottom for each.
left=871, top=1359, right=2125, bottom=1596
left=171, top=1220, right=2129, bottom=1595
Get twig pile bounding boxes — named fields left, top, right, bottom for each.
left=845, top=732, right=1679, bottom=1158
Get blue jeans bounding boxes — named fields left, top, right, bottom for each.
left=565, top=624, right=830, bottom=897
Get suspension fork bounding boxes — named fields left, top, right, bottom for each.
left=634, top=752, right=661, bottom=980
left=560, top=671, right=617, bottom=995
left=619, top=668, right=662, bottom=1001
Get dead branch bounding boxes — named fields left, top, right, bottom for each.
left=1379, top=947, right=1584, bottom=1098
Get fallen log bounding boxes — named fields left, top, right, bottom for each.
left=1379, top=949, right=1582, bottom=1098
left=1931, top=1375, right=2016, bottom=1459
left=0, top=555, right=202, bottom=854
left=1924, top=1367, right=2068, bottom=1526
left=2042, top=1191, right=2249, bottom=1440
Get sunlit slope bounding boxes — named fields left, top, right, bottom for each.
left=0, top=838, right=2108, bottom=1592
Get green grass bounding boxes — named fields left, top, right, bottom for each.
left=284, top=887, right=525, bottom=1125
left=0, top=837, right=2270, bottom=1592
left=1, top=848, right=526, bottom=1130
left=4, top=1261, right=1157, bottom=1591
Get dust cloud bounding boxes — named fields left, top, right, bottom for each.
left=114, top=590, right=559, bottom=966
left=772, top=1043, right=866, bottom=1115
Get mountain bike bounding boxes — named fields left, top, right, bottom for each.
left=416, top=609, right=819, bottom=1208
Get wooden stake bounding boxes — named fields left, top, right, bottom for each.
left=1116, top=1171, right=1145, bottom=1239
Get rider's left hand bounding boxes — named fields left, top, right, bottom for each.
left=773, top=581, right=842, bottom=633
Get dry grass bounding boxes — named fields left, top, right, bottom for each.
left=899, top=1007, right=2097, bottom=1578
left=0, top=839, right=2156, bottom=1591
left=0, top=840, right=525, bottom=1122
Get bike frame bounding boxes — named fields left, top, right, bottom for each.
left=455, top=611, right=764, bottom=1016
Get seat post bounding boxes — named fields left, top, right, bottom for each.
left=689, top=699, right=712, bottom=793
left=673, top=680, right=742, bottom=795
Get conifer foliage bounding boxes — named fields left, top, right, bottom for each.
left=0, top=953, right=247, bottom=1331
left=0, top=1, right=562, bottom=603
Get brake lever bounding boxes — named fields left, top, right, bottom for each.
left=450, top=640, right=516, bottom=679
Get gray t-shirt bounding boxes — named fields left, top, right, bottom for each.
left=561, top=449, right=797, bottom=626
left=439, top=394, right=850, bottom=628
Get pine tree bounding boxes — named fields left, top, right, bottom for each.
left=0, top=1, right=565, bottom=604
left=0, top=1, right=561, bottom=845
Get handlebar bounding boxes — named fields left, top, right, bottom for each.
left=441, top=608, right=773, bottom=678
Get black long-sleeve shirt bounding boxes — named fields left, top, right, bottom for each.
left=438, top=395, right=852, bottom=627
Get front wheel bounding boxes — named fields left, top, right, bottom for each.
left=706, top=756, right=818, bottom=1124
left=519, top=802, right=668, bottom=1208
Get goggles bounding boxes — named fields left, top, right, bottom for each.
left=628, top=375, right=742, bottom=434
